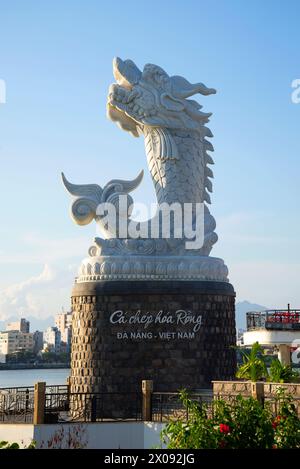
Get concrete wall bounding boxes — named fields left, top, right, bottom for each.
left=213, top=380, right=300, bottom=397
left=0, top=424, right=34, bottom=448
left=0, top=422, right=165, bottom=449
left=34, top=422, right=165, bottom=449
left=144, top=422, right=165, bottom=449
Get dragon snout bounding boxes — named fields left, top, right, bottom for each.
left=108, top=83, right=129, bottom=104
left=108, top=84, right=142, bottom=109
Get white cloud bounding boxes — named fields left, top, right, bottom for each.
left=0, top=232, right=90, bottom=265
left=0, top=264, right=75, bottom=320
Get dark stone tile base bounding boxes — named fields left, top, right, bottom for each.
left=70, top=280, right=236, bottom=393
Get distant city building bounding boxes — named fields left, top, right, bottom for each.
left=55, top=311, right=72, bottom=331
left=60, top=328, right=72, bottom=352
left=243, top=307, right=300, bottom=365
left=33, top=330, right=44, bottom=354
left=55, top=311, right=72, bottom=352
left=43, top=326, right=61, bottom=353
left=236, top=328, right=245, bottom=347
left=6, top=318, right=30, bottom=333
left=0, top=330, right=34, bottom=357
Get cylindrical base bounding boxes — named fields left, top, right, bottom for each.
left=70, top=280, right=236, bottom=393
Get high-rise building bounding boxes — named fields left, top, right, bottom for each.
left=0, top=318, right=33, bottom=361
left=55, top=311, right=72, bottom=333
left=33, top=330, right=44, bottom=354
left=6, top=318, right=30, bottom=333
left=0, top=330, right=34, bottom=355
left=55, top=311, right=72, bottom=352
left=43, top=327, right=61, bottom=353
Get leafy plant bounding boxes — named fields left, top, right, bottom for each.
left=26, top=440, right=36, bottom=449
left=161, top=389, right=300, bottom=449
left=272, top=389, right=300, bottom=448
left=0, top=440, right=36, bottom=449
left=236, top=342, right=268, bottom=381
left=0, top=441, right=20, bottom=449
left=268, top=358, right=299, bottom=383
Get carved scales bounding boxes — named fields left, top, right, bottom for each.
left=62, top=58, right=229, bottom=283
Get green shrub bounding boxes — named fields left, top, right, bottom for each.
left=268, top=358, right=299, bottom=383
left=0, top=441, right=20, bottom=449
left=0, top=440, right=36, bottom=449
left=161, top=390, right=300, bottom=449
left=236, top=342, right=268, bottom=381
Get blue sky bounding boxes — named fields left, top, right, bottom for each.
left=0, top=0, right=299, bottom=318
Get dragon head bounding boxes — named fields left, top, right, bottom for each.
left=107, top=57, right=216, bottom=137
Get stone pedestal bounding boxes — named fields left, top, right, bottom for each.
left=70, top=280, right=236, bottom=394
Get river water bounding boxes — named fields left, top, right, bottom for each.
left=0, top=369, right=70, bottom=388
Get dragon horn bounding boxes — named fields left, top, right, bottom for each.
left=170, top=75, right=216, bottom=98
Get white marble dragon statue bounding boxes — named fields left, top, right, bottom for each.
left=62, top=58, right=229, bottom=282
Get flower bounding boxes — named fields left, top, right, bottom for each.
left=219, top=423, right=231, bottom=434
left=272, top=415, right=286, bottom=429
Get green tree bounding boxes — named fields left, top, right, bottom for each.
left=236, top=342, right=268, bottom=381
left=268, top=358, right=299, bottom=383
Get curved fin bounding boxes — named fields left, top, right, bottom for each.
left=205, top=167, right=214, bottom=178
left=204, top=139, right=214, bottom=152
left=203, top=127, right=213, bottom=138
left=204, top=191, right=211, bottom=204
left=103, top=170, right=144, bottom=195
left=61, top=172, right=103, bottom=202
left=205, top=178, right=213, bottom=193
left=205, top=153, right=215, bottom=165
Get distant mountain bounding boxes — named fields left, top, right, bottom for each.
left=235, top=301, right=268, bottom=330
left=0, top=315, right=55, bottom=333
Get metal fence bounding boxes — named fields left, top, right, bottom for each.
left=1, top=385, right=300, bottom=424
left=213, top=392, right=300, bottom=419
left=152, top=391, right=300, bottom=422
left=0, top=387, right=34, bottom=423
left=0, top=385, right=68, bottom=423
left=44, top=392, right=142, bottom=423
left=151, top=390, right=213, bottom=422
left=247, top=310, right=300, bottom=331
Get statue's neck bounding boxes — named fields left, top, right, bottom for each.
left=144, top=127, right=200, bottom=162
left=144, top=127, right=205, bottom=206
